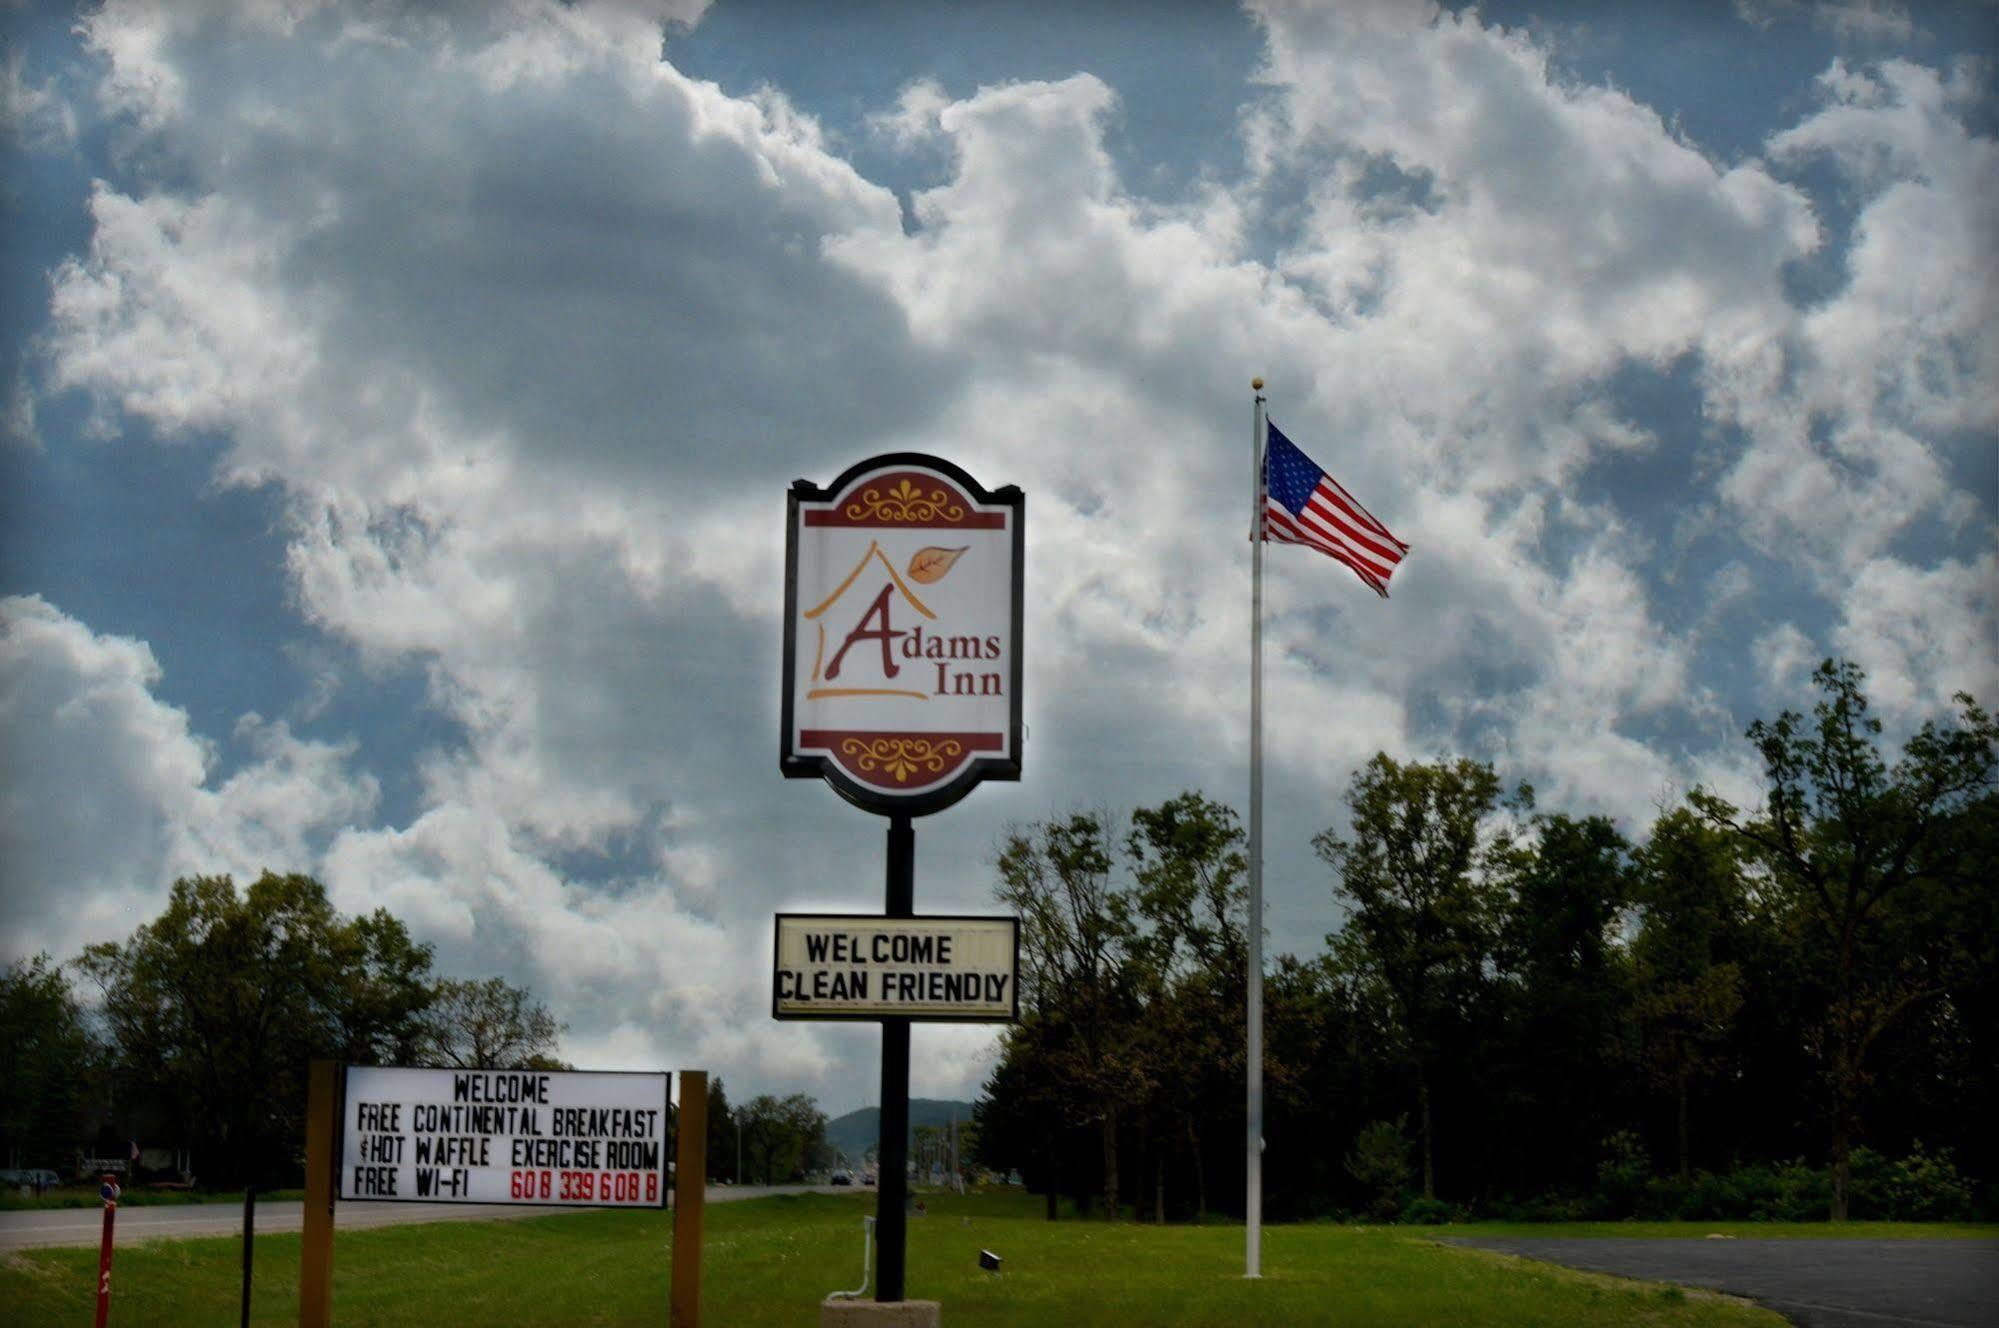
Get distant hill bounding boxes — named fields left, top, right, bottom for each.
left=824, top=1099, right=976, bottom=1166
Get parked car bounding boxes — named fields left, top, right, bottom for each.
left=830, top=1169, right=853, bottom=1186
left=0, top=1168, right=61, bottom=1195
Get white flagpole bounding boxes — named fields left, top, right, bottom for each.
left=1246, top=377, right=1267, bottom=1279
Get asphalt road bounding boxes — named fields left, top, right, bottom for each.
left=0, top=1184, right=847, bottom=1251
left=1442, top=1237, right=1999, bottom=1328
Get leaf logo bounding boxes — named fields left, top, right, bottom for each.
left=906, top=546, right=969, bottom=584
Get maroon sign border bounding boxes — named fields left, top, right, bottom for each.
left=781, top=453, right=1023, bottom=817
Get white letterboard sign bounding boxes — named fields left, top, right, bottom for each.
left=772, top=914, right=1019, bottom=1022
left=339, top=1067, right=669, bottom=1207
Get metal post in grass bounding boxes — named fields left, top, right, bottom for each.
left=876, top=816, right=914, bottom=1302
left=240, top=1185, right=256, bottom=1328
left=94, top=1173, right=119, bottom=1328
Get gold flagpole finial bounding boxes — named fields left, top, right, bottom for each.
left=1251, top=376, right=1264, bottom=391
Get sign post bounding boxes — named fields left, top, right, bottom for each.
left=240, top=1186, right=256, bottom=1328
left=781, top=455, right=1023, bottom=1313
left=93, top=1174, right=118, bottom=1328
left=672, top=1070, right=707, bottom=1328
left=300, top=1059, right=335, bottom=1328
left=877, top=818, right=914, bottom=1301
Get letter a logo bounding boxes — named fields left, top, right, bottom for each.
left=824, top=584, right=906, bottom=680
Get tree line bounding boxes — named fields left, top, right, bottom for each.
left=1, top=872, right=566, bottom=1187
left=0, top=873, right=846, bottom=1193
left=972, top=660, right=1997, bottom=1223
left=699, top=1077, right=832, bottom=1185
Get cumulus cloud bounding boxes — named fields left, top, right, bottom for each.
left=0, top=595, right=376, bottom=961
left=1, top=45, right=78, bottom=150
left=9, top=0, right=1992, bottom=1107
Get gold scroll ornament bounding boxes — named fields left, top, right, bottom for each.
left=844, top=479, right=966, bottom=524
left=841, top=736, right=967, bottom=784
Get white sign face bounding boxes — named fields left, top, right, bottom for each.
left=782, top=455, right=1023, bottom=816
left=772, top=914, right=1019, bottom=1022
left=339, top=1067, right=669, bottom=1207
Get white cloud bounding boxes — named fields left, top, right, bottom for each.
left=1246, top=0, right=1819, bottom=492
left=14, top=0, right=1994, bottom=1109
left=0, top=596, right=376, bottom=962
left=1753, top=621, right=1820, bottom=700
left=1, top=46, right=78, bottom=150
left=1833, top=552, right=1999, bottom=723
left=1705, top=57, right=1996, bottom=577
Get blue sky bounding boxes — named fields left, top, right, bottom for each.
left=2, top=0, right=1994, bottom=1114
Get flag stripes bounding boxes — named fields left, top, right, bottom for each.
left=1261, top=420, right=1408, bottom=597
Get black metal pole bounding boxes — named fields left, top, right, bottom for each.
left=240, top=1185, right=255, bottom=1328
left=876, top=814, right=914, bottom=1302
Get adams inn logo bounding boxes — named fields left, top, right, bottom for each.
left=782, top=456, right=1023, bottom=816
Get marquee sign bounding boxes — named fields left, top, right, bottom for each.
left=338, top=1067, right=669, bottom=1207
left=781, top=454, right=1024, bottom=816
left=771, top=914, right=1020, bottom=1022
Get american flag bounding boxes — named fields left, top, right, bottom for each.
left=1261, top=421, right=1408, bottom=597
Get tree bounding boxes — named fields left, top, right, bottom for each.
left=416, top=976, right=565, bottom=1069
left=1693, top=660, right=1996, bottom=1219
left=1492, top=812, right=1635, bottom=1190
left=706, top=1077, right=736, bottom=1182
left=77, top=872, right=434, bottom=1186
left=995, top=812, right=1147, bottom=1220
left=1345, top=1116, right=1414, bottom=1222
left=913, top=1123, right=945, bottom=1180
left=1315, top=754, right=1512, bottom=1199
left=1632, top=808, right=1746, bottom=1184
left=972, top=1033, right=1074, bottom=1219
left=1124, top=792, right=1247, bottom=1221
left=737, top=1092, right=828, bottom=1184
left=0, top=955, right=102, bottom=1170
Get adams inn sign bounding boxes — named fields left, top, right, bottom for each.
left=781, top=454, right=1024, bottom=816
left=778, top=453, right=1022, bottom=1311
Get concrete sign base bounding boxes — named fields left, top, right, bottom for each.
left=820, top=1298, right=942, bottom=1327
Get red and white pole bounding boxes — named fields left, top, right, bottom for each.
left=94, top=1174, right=120, bottom=1327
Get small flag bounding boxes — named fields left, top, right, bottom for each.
left=1262, top=421, right=1408, bottom=597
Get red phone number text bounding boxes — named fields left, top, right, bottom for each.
left=509, top=1169, right=658, bottom=1203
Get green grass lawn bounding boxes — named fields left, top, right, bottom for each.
left=8, top=1189, right=1944, bottom=1327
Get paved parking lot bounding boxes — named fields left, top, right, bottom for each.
left=1441, top=1236, right=1999, bottom=1328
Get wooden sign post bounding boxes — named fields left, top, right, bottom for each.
left=299, top=1060, right=335, bottom=1328
left=672, top=1070, right=707, bottom=1328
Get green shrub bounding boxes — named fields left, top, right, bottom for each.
left=1558, top=1145, right=1977, bottom=1224
left=1636, top=1174, right=1698, bottom=1220
left=1345, top=1117, right=1415, bottom=1224
left=1398, top=1195, right=1468, bottom=1225
left=1483, top=1191, right=1594, bottom=1223
left=1880, top=1144, right=1974, bottom=1221
left=1687, top=1166, right=1755, bottom=1219
left=1751, top=1158, right=1830, bottom=1221
left=1592, top=1130, right=1651, bottom=1218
